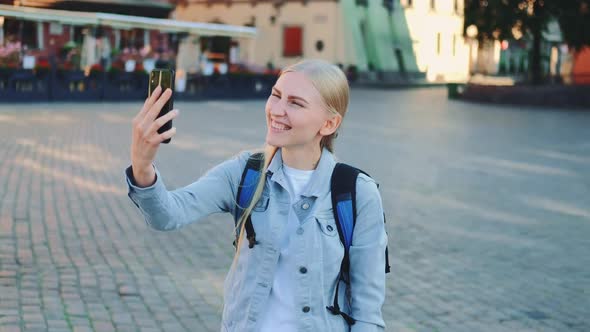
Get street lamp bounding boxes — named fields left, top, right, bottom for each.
left=466, top=25, right=478, bottom=75
left=466, top=24, right=478, bottom=39
left=511, top=26, right=523, bottom=40
left=0, top=16, right=4, bottom=46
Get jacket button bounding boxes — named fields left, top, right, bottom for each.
left=326, top=225, right=334, bottom=232
left=296, top=227, right=304, bottom=235
left=302, top=203, right=310, bottom=210
left=302, top=306, right=310, bottom=313
left=299, top=267, right=307, bottom=274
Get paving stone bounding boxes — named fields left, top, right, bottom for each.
left=0, top=91, right=589, bottom=331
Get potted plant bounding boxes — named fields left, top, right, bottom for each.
left=89, top=63, right=104, bottom=77
left=57, top=61, right=74, bottom=74
left=108, top=60, right=124, bottom=78
left=0, top=45, right=20, bottom=80
left=34, top=59, right=51, bottom=77
left=134, top=62, right=147, bottom=75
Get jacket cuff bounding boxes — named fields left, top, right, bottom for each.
left=125, top=165, right=165, bottom=198
left=351, top=321, right=385, bottom=332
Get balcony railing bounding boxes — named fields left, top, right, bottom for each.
left=0, top=67, right=278, bottom=102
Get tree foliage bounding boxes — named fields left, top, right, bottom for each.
left=465, top=0, right=590, bottom=49
left=465, top=0, right=590, bottom=83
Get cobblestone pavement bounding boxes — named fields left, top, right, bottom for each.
left=0, top=88, right=589, bottom=332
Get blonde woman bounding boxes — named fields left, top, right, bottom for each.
left=126, top=59, right=388, bottom=332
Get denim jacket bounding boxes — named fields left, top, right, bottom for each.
left=125, top=148, right=387, bottom=332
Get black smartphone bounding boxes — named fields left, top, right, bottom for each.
left=148, top=68, right=175, bottom=144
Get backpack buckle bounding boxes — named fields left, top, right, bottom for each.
left=247, top=233, right=257, bottom=248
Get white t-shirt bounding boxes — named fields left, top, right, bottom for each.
left=258, top=164, right=314, bottom=332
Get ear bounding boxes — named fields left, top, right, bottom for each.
left=319, top=113, right=342, bottom=136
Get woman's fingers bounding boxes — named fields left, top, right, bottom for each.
left=147, top=109, right=179, bottom=136
left=130, top=87, right=171, bottom=171
left=146, top=88, right=173, bottom=123
left=158, top=126, right=177, bottom=143
left=147, top=85, right=162, bottom=107
left=137, top=86, right=162, bottom=120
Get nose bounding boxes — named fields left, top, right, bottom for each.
left=269, top=99, right=287, bottom=117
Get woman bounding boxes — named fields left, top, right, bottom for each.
left=126, top=59, right=387, bottom=331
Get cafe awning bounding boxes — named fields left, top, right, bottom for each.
left=0, top=4, right=257, bottom=38
left=15, top=0, right=175, bottom=18
left=17, top=0, right=173, bottom=10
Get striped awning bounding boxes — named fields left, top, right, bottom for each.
left=0, top=4, right=257, bottom=38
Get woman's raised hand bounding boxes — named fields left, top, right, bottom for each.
left=130, top=86, right=179, bottom=187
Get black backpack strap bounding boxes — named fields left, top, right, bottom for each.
left=327, top=163, right=391, bottom=325
left=384, top=214, right=391, bottom=274
left=235, top=152, right=264, bottom=249
left=330, top=163, right=363, bottom=271
left=327, top=163, right=365, bottom=326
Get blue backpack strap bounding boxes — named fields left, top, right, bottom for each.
left=331, top=163, right=361, bottom=260
left=235, top=152, right=264, bottom=249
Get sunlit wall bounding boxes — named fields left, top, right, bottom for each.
left=175, top=0, right=470, bottom=81
left=400, top=0, right=469, bottom=81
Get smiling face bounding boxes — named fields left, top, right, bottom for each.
left=265, top=71, right=340, bottom=151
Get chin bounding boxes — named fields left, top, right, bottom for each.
left=265, top=133, right=277, bottom=146
left=265, top=137, right=285, bottom=147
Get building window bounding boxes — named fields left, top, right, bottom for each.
left=436, top=33, right=441, bottom=55
left=283, top=26, right=303, bottom=57
left=454, top=0, right=459, bottom=13
left=402, top=0, right=412, bottom=7
left=4, top=19, right=39, bottom=49
left=73, top=26, right=87, bottom=45
left=245, top=16, right=256, bottom=27
left=119, top=29, right=145, bottom=50
left=383, top=0, right=394, bottom=12
left=430, top=0, right=436, bottom=11
left=315, top=40, right=324, bottom=52
left=452, top=34, right=456, bottom=56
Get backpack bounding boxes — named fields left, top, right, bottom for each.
left=234, top=153, right=391, bottom=326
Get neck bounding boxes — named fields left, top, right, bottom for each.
left=281, top=145, right=322, bottom=170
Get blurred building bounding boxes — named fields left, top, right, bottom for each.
left=466, top=19, right=562, bottom=78
left=466, top=18, right=590, bottom=84
left=175, top=0, right=470, bottom=82
left=0, top=0, right=174, bottom=63
left=572, top=47, right=590, bottom=84
left=0, top=0, right=254, bottom=75
left=1, top=0, right=174, bottom=17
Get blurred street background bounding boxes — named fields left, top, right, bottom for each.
left=1, top=0, right=590, bottom=331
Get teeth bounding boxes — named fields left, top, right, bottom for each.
left=272, top=121, right=290, bottom=130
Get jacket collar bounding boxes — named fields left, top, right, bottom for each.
left=267, top=147, right=336, bottom=198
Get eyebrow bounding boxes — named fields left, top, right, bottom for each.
left=272, top=87, right=309, bottom=105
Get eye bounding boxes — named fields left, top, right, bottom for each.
left=271, top=92, right=280, bottom=98
left=289, top=100, right=303, bottom=107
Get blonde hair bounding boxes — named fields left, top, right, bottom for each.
left=231, top=59, right=350, bottom=268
